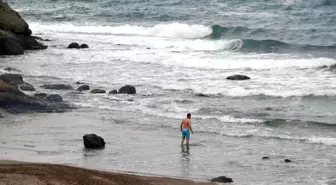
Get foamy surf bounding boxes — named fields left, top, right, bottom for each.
left=29, top=22, right=212, bottom=39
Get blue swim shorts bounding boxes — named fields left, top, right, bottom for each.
left=182, top=129, right=190, bottom=139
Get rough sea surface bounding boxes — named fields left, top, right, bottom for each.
left=1, top=0, right=336, bottom=184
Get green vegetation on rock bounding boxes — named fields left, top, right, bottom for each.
left=0, top=29, right=16, bottom=39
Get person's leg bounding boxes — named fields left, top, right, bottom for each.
left=186, top=130, right=190, bottom=145
left=181, top=136, right=185, bottom=145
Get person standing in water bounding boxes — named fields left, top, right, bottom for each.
left=181, top=113, right=193, bottom=145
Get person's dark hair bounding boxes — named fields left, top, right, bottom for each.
left=187, top=113, right=191, bottom=118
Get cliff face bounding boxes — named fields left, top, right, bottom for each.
left=0, top=2, right=46, bottom=55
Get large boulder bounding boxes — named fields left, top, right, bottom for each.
left=41, top=84, right=73, bottom=90
left=118, top=85, right=136, bottom=94
left=83, top=134, right=105, bottom=149
left=0, top=3, right=47, bottom=56
left=211, top=176, right=233, bottom=183
left=226, top=75, right=251, bottom=80
left=0, top=2, right=31, bottom=36
left=0, top=73, right=23, bottom=85
left=90, top=89, right=106, bottom=94
left=77, top=85, right=90, bottom=91
left=0, top=37, right=24, bottom=55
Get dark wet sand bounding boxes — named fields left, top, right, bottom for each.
left=0, top=160, right=214, bottom=185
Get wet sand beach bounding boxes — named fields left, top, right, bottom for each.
left=0, top=160, right=214, bottom=185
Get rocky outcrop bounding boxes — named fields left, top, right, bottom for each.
left=77, top=85, right=90, bottom=91
left=226, top=74, right=251, bottom=80
left=41, top=84, right=73, bottom=90
left=118, top=85, right=136, bottom=94
left=83, top=134, right=105, bottom=149
left=0, top=73, right=23, bottom=85
left=0, top=80, right=71, bottom=113
left=0, top=3, right=30, bottom=35
left=0, top=2, right=47, bottom=56
left=211, top=176, right=233, bottom=183
left=90, top=89, right=106, bottom=94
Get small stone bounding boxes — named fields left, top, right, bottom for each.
left=211, top=176, right=233, bottom=183
left=90, top=89, right=106, bottom=94
left=80, top=44, right=89, bottom=49
left=226, top=74, right=251, bottom=80
left=284, top=159, right=292, bottom=163
left=77, top=85, right=90, bottom=91
left=67, top=42, right=80, bottom=49
left=262, top=156, right=270, bottom=160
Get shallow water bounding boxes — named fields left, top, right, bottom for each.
left=1, top=0, right=336, bottom=184
left=1, top=111, right=336, bottom=185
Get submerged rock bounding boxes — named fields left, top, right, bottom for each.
left=19, top=82, right=35, bottom=91
left=34, top=93, right=47, bottom=98
left=3, top=67, right=21, bottom=72
left=226, top=74, right=251, bottom=80
left=77, top=85, right=90, bottom=91
left=83, top=134, right=105, bottom=149
left=67, top=42, right=80, bottom=49
left=108, top=90, right=118, bottom=94
left=90, top=89, right=106, bottom=94
left=195, top=93, right=210, bottom=97
left=41, top=84, right=73, bottom=90
left=46, top=94, right=62, bottom=102
left=118, top=85, right=136, bottom=94
left=211, top=176, right=233, bottom=183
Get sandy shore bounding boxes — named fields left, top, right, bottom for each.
left=0, top=160, right=214, bottom=185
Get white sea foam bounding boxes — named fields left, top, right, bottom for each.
left=30, top=22, right=212, bottom=39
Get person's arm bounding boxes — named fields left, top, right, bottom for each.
left=190, top=120, right=193, bottom=134
left=180, top=121, right=183, bottom=132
